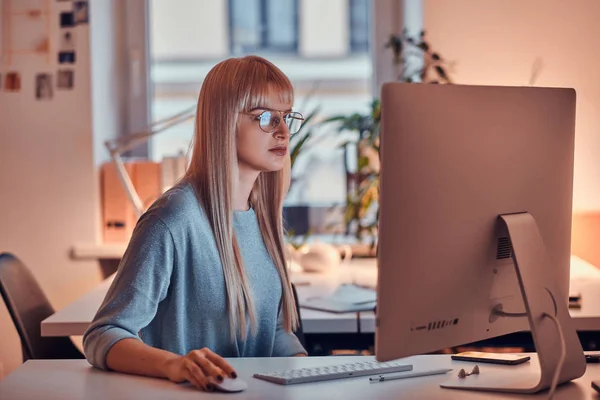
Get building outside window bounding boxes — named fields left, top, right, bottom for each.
left=229, top=0, right=299, bottom=54
left=349, top=0, right=370, bottom=53
left=149, top=0, right=373, bottom=234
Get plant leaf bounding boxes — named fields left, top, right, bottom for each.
left=290, top=131, right=311, bottom=167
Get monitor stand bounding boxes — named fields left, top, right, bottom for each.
left=441, top=212, right=586, bottom=394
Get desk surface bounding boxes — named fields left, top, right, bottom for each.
left=42, top=257, right=600, bottom=337
left=1, top=354, right=600, bottom=399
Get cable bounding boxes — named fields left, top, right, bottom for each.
left=493, top=310, right=527, bottom=318
left=492, top=293, right=565, bottom=399
left=542, top=312, right=566, bottom=400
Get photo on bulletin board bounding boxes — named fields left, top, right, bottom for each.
left=57, top=70, right=74, bottom=89
left=58, top=25, right=76, bottom=64
left=58, top=51, right=76, bottom=64
left=35, top=73, right=53, bottom=100
left=73, top=1, right=89, bottom=24
left=5, top=72, right=22, bottom=92
left=8, top=13, right=48, bottom=56
left=59, top=30, right=76, bottom=52
left=60, top=11, right=75, bottom=28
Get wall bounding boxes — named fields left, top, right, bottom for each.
left=90, top=0, right=127, bottom=168
left=0, top=1, right=127, bottom=377
left=423, top=0, right=600, bottom=212
left=299, top=0, right=349, bottom=57
left=150, top=0, right=228, bottom=60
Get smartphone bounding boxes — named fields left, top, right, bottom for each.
left=586, top=354, right=600, bottom=363
left=451, top=351, right=531, bottom=365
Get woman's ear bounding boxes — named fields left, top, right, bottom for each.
left=282, top=153, right=291, bottom=200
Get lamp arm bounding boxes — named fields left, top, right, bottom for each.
left=110, top=150, right=145, bottom=218
left=105, top=106, right=196, bottom=153
left=102, top=105, right=196, bottom=219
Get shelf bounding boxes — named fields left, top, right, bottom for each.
left=71, top=240, right=376, bottom=260
left=71, top=243, right=127, bottom=260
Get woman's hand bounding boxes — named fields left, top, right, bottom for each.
left=163, top=348, right=237, bottom=391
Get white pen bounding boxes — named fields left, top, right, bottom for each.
left=369, top=368, right=453, bottom=382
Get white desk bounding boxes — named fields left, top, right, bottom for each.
left=1, top=354, right=600, bottom=399
left=42, top=257, right=600, bottom=337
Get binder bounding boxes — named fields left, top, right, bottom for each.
left=101, top=161, right=161, bottom=243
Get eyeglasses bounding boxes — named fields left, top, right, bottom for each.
left=242, top=110, right=305, bottom=135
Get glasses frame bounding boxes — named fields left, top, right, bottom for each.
left=240, top=110, right=305, bottom=135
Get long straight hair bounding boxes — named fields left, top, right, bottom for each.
left=185, top=56, right=299, bottom=341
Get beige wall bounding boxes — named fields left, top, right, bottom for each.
left=0, top=1, right=129, bottom=377
left=150, top=0, right=229, bottom=59
left=424, top=0, right=600, bottom=211
left=299, top=0, right=349, bottom=57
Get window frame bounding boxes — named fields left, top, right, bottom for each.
left=227, top=0, right=299, bottom=54
left=349, top=0, right=370, bottom=53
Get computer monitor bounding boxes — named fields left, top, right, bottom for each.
left=375, top=83, right=586, bottom=394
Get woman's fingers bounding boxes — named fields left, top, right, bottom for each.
left=186, top=348, right=237, bottom=382
left=202, top=348, right=238, bottom=378
left=191, top=353, right=226, bottom=382
left=184, top=360, right=212, bottom=391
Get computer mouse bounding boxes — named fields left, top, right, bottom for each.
left=211, top=377, right=248, bottom=393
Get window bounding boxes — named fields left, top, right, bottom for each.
left=349, top=0, right=370, bottom=53
left=229, top=0, right=298, bottom=54
left=148, top=0, right=373, bottom=214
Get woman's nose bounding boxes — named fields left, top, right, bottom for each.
left=273, top=123, right=291, bottom=139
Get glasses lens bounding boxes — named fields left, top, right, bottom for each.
left=259, top=111, right=273, bottom=132
left=286, top=112, right=304, bottom=134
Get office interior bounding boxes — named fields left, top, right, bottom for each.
left=1, top=0, right=600, bottom=392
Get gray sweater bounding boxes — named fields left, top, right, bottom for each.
left=83, top=181, right=306, bottom=370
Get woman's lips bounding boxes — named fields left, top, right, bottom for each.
left=269, top=147, right=287, bottom=156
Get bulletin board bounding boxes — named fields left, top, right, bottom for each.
left=0, top=0, right=87, bottom=97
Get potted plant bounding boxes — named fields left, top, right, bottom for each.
left=284, top=106, right=319, bottom=249
left=324, top=30, right=453, bottom=251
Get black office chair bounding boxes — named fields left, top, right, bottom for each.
left=290, top=283, right=306, bottom=350
left=0, top=253, right=84, bottom=361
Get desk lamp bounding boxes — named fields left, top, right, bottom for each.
left=103, top=106, right=196, bottom=218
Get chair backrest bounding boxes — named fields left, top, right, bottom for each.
left=290, top=283, right=306, bottom=349
left=0, top=253, right=83, bottom=361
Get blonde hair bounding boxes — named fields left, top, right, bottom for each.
left=185, top=56, right=299, bottom=341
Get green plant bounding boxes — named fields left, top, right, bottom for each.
left=285, top=106, right=319, bottom=249
left=386, top=30, right=453, bottom=84
left=288, top=106, right=320, bottom=193
left=325, top=31, right=452, bottom=247
left=326, top=100, right=381, bottom=246
left=290, top=107, right=318, bottom=169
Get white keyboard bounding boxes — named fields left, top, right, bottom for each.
left=253, top=359, right=412, bottom=385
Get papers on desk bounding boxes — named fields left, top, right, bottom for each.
left=570, top=255, right=600, bottom=282
left=300, top=284, right=377, bottom=313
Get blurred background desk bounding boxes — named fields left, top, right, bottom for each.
left=54, top=253, right=600, bottom=355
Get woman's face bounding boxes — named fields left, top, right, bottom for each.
left=236, top=87, right=292, bottom=174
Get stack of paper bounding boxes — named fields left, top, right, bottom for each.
left=300, top=284, right=377, bottom=313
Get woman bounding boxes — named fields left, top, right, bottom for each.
left=83, top=56, right=307, bottom=392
